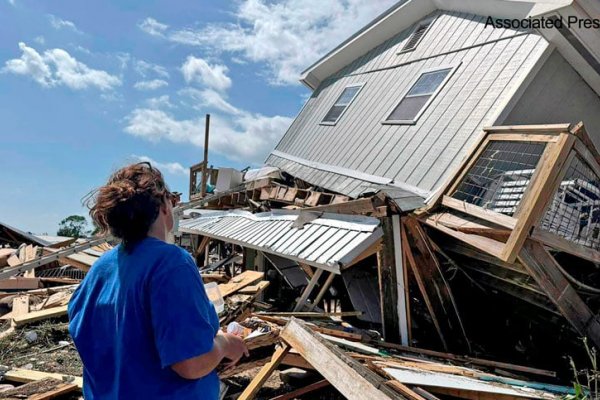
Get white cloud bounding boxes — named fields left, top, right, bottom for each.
left=34, top=36, right=45, bottom=45
left=2, top=42, right=121, bottom=91
left=124, top=106, right=292, bottom=164
left=134, top=79, right=168, bottom=91
left=138, top=17, right=168, bottom=37
left=145, top=95, right=173, bottom=109
left=180, top=56, right=231, bottom=92
left=48, top=14, right=82, bottom=34
left=139, top=0, right=396, bottom=85
left=7, top=0, right=15, bottom=6
left=134, top=60, right=169, bottom=78
left=179, top=87, right=241, bottom=115
left=131, top=155, right=187, bottom=176
left=3, top=42, right=53, bottom=86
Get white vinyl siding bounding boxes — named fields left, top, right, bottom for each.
left=384, top=66, right=455, bottom=124
left=268, top=11, right=550, bottom=198
left=321, top=84, right=363, bottom=125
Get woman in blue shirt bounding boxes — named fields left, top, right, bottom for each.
left=68, top=162, right=248, bottom=399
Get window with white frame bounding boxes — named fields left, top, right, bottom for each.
left=399, top=19, right=433, bottom=53
left=385, top=67, right=453, bottom=123
left=321, top=84, right=363, bottom=124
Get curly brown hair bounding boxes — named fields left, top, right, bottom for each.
left=87, top=162, right=170, bottom=249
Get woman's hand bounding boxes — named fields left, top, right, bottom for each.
left=218, top=332, right=249, bottom=368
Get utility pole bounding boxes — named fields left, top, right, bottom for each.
left=201, top=114, right=210, bottom=198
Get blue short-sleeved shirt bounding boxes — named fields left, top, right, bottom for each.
left=68, top=237, right=220, bottom=399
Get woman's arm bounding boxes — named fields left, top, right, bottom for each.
left=171, top=332, right=248, bottom=379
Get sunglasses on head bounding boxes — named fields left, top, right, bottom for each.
left=165, top=191, right=181, bottom=207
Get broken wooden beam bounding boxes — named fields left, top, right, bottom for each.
left=377, top=216, right=401, bottom=343
left=402, top=218, right=470, bottom=353
left=518, top=240, right=600, bottom=348
left=279, top=318, right=405, bottom=400
left=237, top=345, right=291, bottom=400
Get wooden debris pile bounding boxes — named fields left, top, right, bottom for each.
left=0, top=233, right=113, bottom=398
left=229, top=317, right=575, bottom=400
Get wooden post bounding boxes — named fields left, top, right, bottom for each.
left=307, top=271, right=335, bottom=311
left=402, top=217, right=470, bottom=353
left=294, top=268, right=324, bottom=311
left=377, top=216, right=401, bottom=343
left=392, top=215, right=410, bottom=346
left=201, top=114, right=210, bottom=198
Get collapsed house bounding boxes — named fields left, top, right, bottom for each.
left=2, top=0, right=600, bottom=398
left=173, top=0, right=600, bottom=395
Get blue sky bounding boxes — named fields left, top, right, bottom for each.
left=0, top=0, right=395, bottom=235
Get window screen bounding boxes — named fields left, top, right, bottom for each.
left=541, top=153, right=600, bottom=250
left=451, top=141, right=547, bottom=217
left=322, top=85, right=362, bottom=123
left=386, top=68, right=451, bottom=122
left=401, top=20, right=432, bottom=52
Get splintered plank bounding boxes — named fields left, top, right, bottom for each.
left=402, top=218, right=470, bottom=353
left=28, top=383, right=79, bottom=400
left=218, top=271, right=264, bottom=297
left=11, top=305, right=68, bottom=327
left=518, top=240, right=600, bottom=348
left=0, top=378, right=76, bottom=399
left=238, top=345, right=291, bottom=400
left=279, top=318, right=403, bottom=400
left=0, top=295, right=30, bottom=321
left=2, top=367, right=83, bottom=389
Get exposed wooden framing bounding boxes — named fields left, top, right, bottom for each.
left=426, top=124, right=600, bottom=266
left=518, top=240, right=600, bottom=348
left=279, top=318, right=404, bottom=400
left=238, top=345, right=291, bottom=400
left=487, top=133, right=560, bottom=142
left=307, top=271, right=335, bottom=311
left=501, top=132, right=575, bottom=263
left=293, top=268, right=324, bottom=311
left=377, top=216, right=401, bottom=343
left=425, top=219, right=506, bottom=259
left=195, top=235, right=211, bottom=261
left=531, top=228, right=600, bottom=264
left=298, top=262, right=314, bottom=278
left=442, top=197, right=517, bottom=229
left=483, top=123, right=571, bottom=134
left=402, top=218, right=470, bottom=353
left=303, top=194, right=386, bottom=215
left=425, top=134, right=492, bottom=211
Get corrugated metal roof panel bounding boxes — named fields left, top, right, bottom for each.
left=178, top=210, right=382, bottom=274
